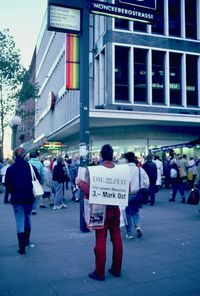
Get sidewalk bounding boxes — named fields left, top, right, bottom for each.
left=0, top=188, right=200, bottom=296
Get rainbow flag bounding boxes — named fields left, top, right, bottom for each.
left=66, top=34, right=80, bottom=90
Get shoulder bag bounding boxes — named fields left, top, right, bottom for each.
left=29, top=164, right=44, bottom=197
left=136, top=168, right=149, bottom=205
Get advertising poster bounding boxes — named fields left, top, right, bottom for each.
left=88, top=164, right=129, bottom=206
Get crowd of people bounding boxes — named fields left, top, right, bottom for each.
left=0, top=146, right=200, bottom=281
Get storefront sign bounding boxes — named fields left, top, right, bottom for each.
left=48, top=5, right=81, bottom=33
left=88, top=164, right=129, bottom=206
left=90, top=1, right=156, bottom=23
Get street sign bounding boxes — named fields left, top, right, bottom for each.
left=90, top=1, right=157, bottom=23
left=48, top=4, right=81, bottom=33
left=118, top=0, right=156, bottom=10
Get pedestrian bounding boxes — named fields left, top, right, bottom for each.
left=143, top=154, right=157, bottom=206
left=163, top=157, right=171, bottom=188
left=178, top=154, right=188, bottom=190
left=5, top=147, right=40, bottom=255
left=0, top=158, right=13, bottom=203
left=69, top=154, right=80, bottom=202
left=52, top=156, right=68, bottom=209
left=169, top=159, right=186, bottom=203
left=187, top=157, right=197, bottom=189
left=40, top=160, right=53, bottom=208
left=123, top=152, right=149, bottom=239
left=76, top=144, right=123, bottom=281
left=28, top=151, right=45, bottom=215
left=154, top=155, right=163, bottom=192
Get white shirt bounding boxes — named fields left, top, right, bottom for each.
left=128, top=163, right=150, bottom=193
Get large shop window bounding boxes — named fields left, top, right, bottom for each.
left=152, top=51, right=165, bottom=104
left=115, top=19, right=129, bottom=30
left=168, top=0, right=181, bottom=37
left=151, top=0, right=164, bottom=35
left=134, top=48, right=148, bottom=103
left=186, top=55, right=198, bottom=107
left=169, top=53, right=182, bottom=105
left=115, top=46, right=129, bottom=102
left=185, top=0, right=197, bottom=39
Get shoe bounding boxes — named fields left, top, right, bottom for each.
left=75, top=198, right=80, bottom=202
left=108, top=268, right=121, bottom=278
left=40, top=205, right=46, bottom=208
left=60, top=203, right=68, bottom=209
left=4, top=201, right=9, bottom=204
left=88, top=271, right=105, bottom=281
left=124, top=233, right=134, bottom=239
left=136, top=227, right=142, bottom=238
left=169, top=198, right=175, bottom=202
left=53, top=206, right=60, bottom=210
left=32, top=210, right=36, bottom=215
left=181, top=197, right=186, bottom=204
left=49, top=203, right=54, bottom=207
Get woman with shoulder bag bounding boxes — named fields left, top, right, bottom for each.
left=124, top=152, right=149, bottom=239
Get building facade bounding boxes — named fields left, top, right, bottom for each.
left=32, top=0, right=200, bottom=158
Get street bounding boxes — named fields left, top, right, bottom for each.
left=0, top=188, right=200, bottom=296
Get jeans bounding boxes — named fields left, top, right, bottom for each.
left=125, top=195, right=140, bottom=235
left=13, top=204, right=33, bottom=233
left=53, top=181, right=64, bottom=206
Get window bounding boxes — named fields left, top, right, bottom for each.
left=152, top=51, right=165, bottom=104
left=185, top=0, right=197, bottom=39
left=115, top=46, right=129, bottom=102
left=115, top=19, right=129, bottom=30
left=133, top=22, right=147, bottom=32
left=169, top=53, right=182, bottom=105
left=151, top=0, right=164, bottom=34
left=134, top=48, right=148, bottom=103
left=186, top=55, right=198, bottom=106
left=168, top=0, right=181, bottom=37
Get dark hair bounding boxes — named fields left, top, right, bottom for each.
left=154, top=155, right=160, bottom=160
left=100, top=144, right=113, bottom=161
left=15, top=147, right=25, bottom=159
left=146, top=154, right=153, bottom=161
left=124, top=152, right=135, bottom=163
left=29, top=151, right=37, bottom=158
left=57, top=157, right=63, bottom=164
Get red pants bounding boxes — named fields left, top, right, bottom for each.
left=94, top=206, right=123, bottom=277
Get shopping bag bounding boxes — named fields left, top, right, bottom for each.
left=84, top=199, right=106, bottom=230
left=186, top=189, right=200, bottom=205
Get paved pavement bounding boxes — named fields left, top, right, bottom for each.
left=0, top=187, right=200, bottom=296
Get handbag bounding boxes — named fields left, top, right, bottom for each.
left=29, top=164, right=44, bottom=197
left=186, top=188, right=200, bottom=205
left=136, top=168, right=149, bottom=205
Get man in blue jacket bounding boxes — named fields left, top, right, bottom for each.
left=5, top=147, right=40, bottom=255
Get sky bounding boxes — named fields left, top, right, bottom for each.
left=1, top=1, right=47, bottom=157
left=0, top=1, right=47, bottom=69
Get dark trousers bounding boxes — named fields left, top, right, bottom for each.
left=149, top=183, right=156, bottom=205
left=3, top=184, right=9, bottom=203
left=94, top=207, right=123, bottom=277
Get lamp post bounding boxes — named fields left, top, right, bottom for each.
left=8, top=116, right=22, bottom=151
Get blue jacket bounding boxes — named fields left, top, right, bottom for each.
left=5, top=158, right=40, bottom=205
left=28, top=158, right=45, bottom=184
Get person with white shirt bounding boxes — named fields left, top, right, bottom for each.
left=124, top=152, right=149, bottom=239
